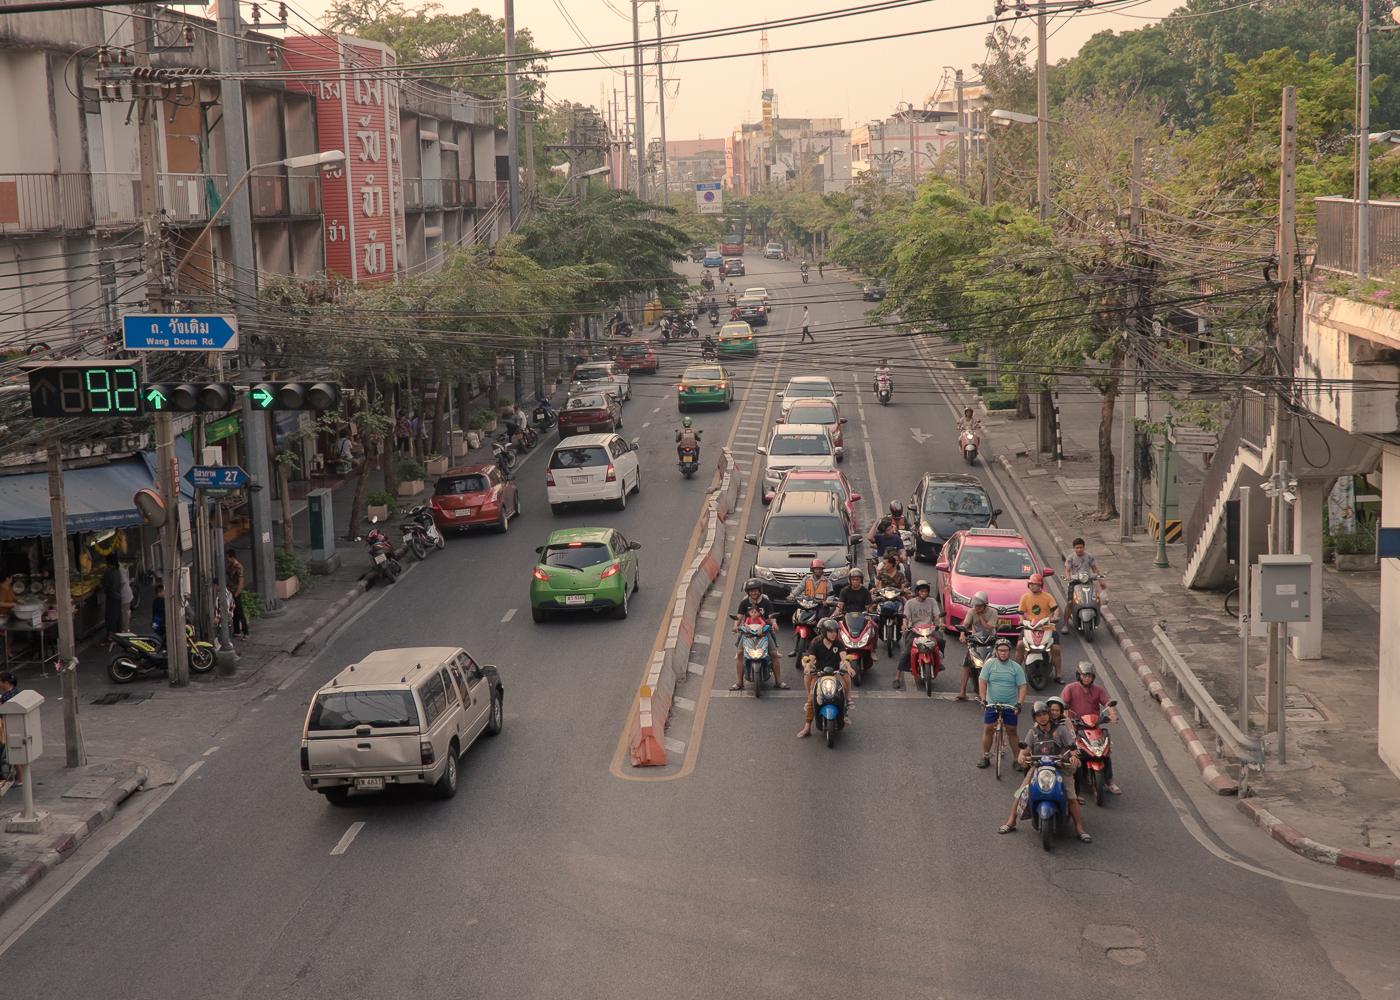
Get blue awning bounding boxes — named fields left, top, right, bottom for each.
left=138, top=435, right=197, bottom=503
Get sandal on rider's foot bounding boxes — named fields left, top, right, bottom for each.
left=729, top=683, right=743, bottom=691
left=953, top=694, right=968, bottom=702
left=998, top=824, right=1016, bottom=834
left=1075, top=796, right=1086, bottom=805
left=797, top=728, right=811, bottom=739
left=774, top=681, right=790, bottom=690
left=1078, top=833, right=1093, bottom=844
left=892, top=678, right=901, bottom=690
left=977, top=756, right=991, bottom=769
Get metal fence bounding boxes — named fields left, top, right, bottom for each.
left=1315, top=195, right=1400, bottom=274
left=1240, top=387, right=1270, bottom=450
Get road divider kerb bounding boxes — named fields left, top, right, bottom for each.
left=1235, top=798, right=1400, bottom=878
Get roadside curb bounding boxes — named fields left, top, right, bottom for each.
left=0, top=767, right=147, bottom=917
left=993, top=454, right=1238, bottom=796
left=1235, top=798, right=1400, bottom=878
left=280, top=580, right=370, bottom=655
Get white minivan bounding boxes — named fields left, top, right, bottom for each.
left=757, top=422, right=839, bottom=495
left=546, top=433, right=642, bottom=513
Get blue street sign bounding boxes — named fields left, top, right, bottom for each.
left=185, top=465, right=248, bottom=490
left=123, top=314, right=240, bottom=352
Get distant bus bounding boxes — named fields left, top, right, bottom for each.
left=720, top=235, right=745, bottom=255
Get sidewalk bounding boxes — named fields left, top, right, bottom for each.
left=928, top=341, right=1400, bottom=876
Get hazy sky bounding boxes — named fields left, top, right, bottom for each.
left=292, top=0, right=1184, bottom=138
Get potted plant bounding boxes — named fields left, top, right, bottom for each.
left=365, top=490, right=397, bottom=523
left=1333, top=530, right=1376, bottom=572
left=396, top=457, right=426, bottom=498
left=424, top=452, right=449, bottom=476
left=275, top=550, right=306, bottom=600
left=471, top=409, right=497, bottom=434
left=496, top=395, right=515, bottom=419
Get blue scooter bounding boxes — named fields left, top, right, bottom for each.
left=1021, top=745, right=1075, bottom=851
left=806, top=654, right=849, bottom=748
left=733, top=614, right=776, bottom=697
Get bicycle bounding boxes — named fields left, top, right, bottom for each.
left=1224, top=587, right=1240, bottom=618
left=985, top=701, right=1017, bottom=780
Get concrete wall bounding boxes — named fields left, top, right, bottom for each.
left=1301, top=290, right=1400, bottom=435
left=1381, top=444, right=1400, bottom=781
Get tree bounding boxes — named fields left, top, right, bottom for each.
left=1056, top=27, right=1193, bottom=124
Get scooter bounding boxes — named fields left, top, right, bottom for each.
left=907, top=621, right=942, bottom=696
left=1019, top=617, right=1055, bottom=691
left=700, top=343, right=718, bottom=361
left=532, top=396, right=558, bottom=430
left=709, top=309, right=720, bottom=327
left=875, top=374, right=893, bottom=405
left=838, top=611, right=877, bottom=684
left=688, top=318, right=701, bottom=338
left=732, top=614, right=775, bottom=697
left=790, top=595, right=832, bottom=658
left=805, top=654, right=849, bottom=748
left=1020, top=745, right=1075, bottom=851
left=801, top=270, right=809, bottom=284
left=873, top=588, right=905, bottom=657
left=108, top=621, right=214, bottom=683
left=727, top=291, right=737, bottom=308
left=400, top=505, right=444, bottom=560
left=366, top=517, right=402, bottom=584
left=1074, top=702, right=1116, bottom=806
left=678, top=444, right=699, bottom=479
left=962, top=631, right=997, bottom=677
left=960, top=427, right=979, bottom=464
left=1068, top=571, right=1104, bottom=642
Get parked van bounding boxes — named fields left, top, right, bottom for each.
left=301, top=646, right=503, bottom=804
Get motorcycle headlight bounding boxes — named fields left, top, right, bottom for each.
left=753, top=566, right=775, bottom=581
left=1036, top=770, right=1058, bottom=792
left=919, top=522, right=935, bottom=538
left=949, top=589, right=972, bottom=606
left=817, top=676, right=839, bottom=701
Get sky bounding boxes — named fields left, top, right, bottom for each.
left=289, top=0, right=1185, bottom=140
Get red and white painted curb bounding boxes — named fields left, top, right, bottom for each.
left=1236, top=798, right=1400, bottom=878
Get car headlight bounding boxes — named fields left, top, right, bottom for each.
left=754, top=566, right=775, bottom=581
left=919, top=522, right=935, bottom=538
left=949, top=589, right=972, bottom=606
left=829, top=564, right=850, bottom=581
left=1036, top=770, right=1058, bottom=793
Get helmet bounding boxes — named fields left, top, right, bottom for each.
left=973, top=591, right=989, bottom=606
left=682, top=416, right=692, bottom=428
left=889, top=500, right=903, bottom=514
left=1046, top=696, right=1067, bottom=711
left=848, top=568, right=865, bottom=581
left=1028, top=573, right=1044, bottom=585
left=810, top=558, right=825, bottom=571
left=914, top=579, right=931, bottom=592
left=964, top=405, right=974, bottom=413
left=1031, top=700, right=1050, bottom=716
left=1076, top=661, right=1096, bottom=678
left=995, top=637, right=1013, bottom=650
left=744, top=578, right=763, bottom=593
left=819, top=617, right=840, bottom=634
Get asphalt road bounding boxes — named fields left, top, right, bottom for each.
left=4, top=257, right=1397, bottom=999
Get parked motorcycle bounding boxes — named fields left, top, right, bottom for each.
left=806, top=653, right=849, bottom=748
left=688, top=318, right=701, bottom=338
left=1020, top=745, right=1076, bottom=851
left=732, top=614, right=775, bottom=697
left=1019, top=617, right=1055, bottom=691
left=401, top=504, right=445, bottom=560
left=790, top=595, right=832, bottom=659
left=678, top=444, right=699, bottom=479
left=1073, top=701, right=1116, bottom=806
left=875, top=373, right=892, bottom=406
left=108, top=622, right=214, bottom=683
left=492, top=437, right=518, bottom=474
left=837, top=611, right=877, bottom=684
left=907, top=621, right=942, bottom=696
left=873, top=587, right=905, bottom=657
left=960, top=427, right=979, bottom=464
left=532, top=396, right=558, bottom=430
left=366, top=517, right=402, bottom=584
left=1068, top=570, right=1104, bottom=642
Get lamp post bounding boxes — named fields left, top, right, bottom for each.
left=172, top=150, right=346, bottom=284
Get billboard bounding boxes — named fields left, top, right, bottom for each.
left=696, top=182, right=722, bottom=215
left=762, top=88, right=774, bottom=139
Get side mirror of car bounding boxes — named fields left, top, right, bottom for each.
left=936, top=562, right=950, bottom=572
left=850, top=493, right=862, bottom=502
left=535, top=546, right=544, bottom=554
left=850, top=534, right=861, bottom=545
left=993, top=508, right=1003, bottom=517
left=744, top=534, right=758, bottom=545
left=763, top=492, right=776, bottom=502
left=629, top=541, right=642, bottom=550
left=840, top=417, right=848, bottom=424
left=756, top=446, right=768, bottom=455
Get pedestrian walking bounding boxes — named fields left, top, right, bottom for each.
left=799, top=307, right=815, bottom=343
left=225, top=548, right=249, bottom=639
left=101, top=552, right=124, bottom=644
left=395, top=412, right=411, bottom=455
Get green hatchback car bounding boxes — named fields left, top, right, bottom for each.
left=530, top=527, right=641, bottom=621
left=677, top=364, right=734, bottom=411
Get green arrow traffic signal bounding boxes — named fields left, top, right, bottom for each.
left=144, top=386, right=170, bottom=410
left=251, top=386, right=276, bottom=409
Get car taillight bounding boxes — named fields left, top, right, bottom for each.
left=533, top=567, right=549, bottom=581
left=678, top=383, right=688, bottom=392
left=600, top=563, right=620, bottom=579
left=606, top=464, right=616, bottom=482
left=546, top=469, right=556, bottom=486
left=420, top=740, right=435, bottom=766
left=300, top=742, right=309, bottom=772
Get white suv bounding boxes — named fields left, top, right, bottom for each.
left=764, top=243, right=783, bottom=258
left=756, top=423, right=838, bottom=495
left=546, top=433, right=642, bottom=513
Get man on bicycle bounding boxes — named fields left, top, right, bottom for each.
left=977, top=637, right=1026, bottom=769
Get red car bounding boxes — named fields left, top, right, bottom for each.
left=429, top=464, right=520, bottom=533
left=615, top=342, right=658, bottom=373
left=763, top=467, right=862, bottom=534
left=558, top=391, right=623, bottom=437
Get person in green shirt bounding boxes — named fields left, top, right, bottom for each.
left=977, top=638, right=1027, bottom=769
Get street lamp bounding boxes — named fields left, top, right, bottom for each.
left=172, top=150, right=346, bottom=283
left=990, top=109, right=1038, bottom=125
left=579, top=164, right=611, bottom=202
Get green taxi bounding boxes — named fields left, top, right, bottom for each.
left=677, top=364, right=734, bottom=412
left=718, top=321, right=757, bottom=357
left=530, top=527, right=642, bottom=621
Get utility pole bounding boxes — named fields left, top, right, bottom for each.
left=1036, top=0, right=1050, bottom=222
left=45, top=438, right=85, bottom=766
left=504, top=0, right=520, bottom=226
left=622, top=70, right=632, bottom=193
left=524, top=108, right=536, bottom=211
left=632, top=0, right=647, bottom=202
left=1121, top=136, right=1145, bottom=542
left=1266, top=85, right=1298, bottom=733
left=956, top=70, right=967, bottom=192
left=1359, top=0, right=1372, bottom=277
left=655, top=5, right=670, bottom=206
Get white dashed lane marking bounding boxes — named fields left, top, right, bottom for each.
left=330, top=822, right=366, bottom=856
left=501, top=608, right=517, bottom=622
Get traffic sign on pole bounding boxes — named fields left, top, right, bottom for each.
left=123, top=314, right=240, bottom=352
left=184, top=466, right=249, bottom=490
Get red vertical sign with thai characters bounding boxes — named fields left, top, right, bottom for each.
left=283, top=35, right=404, bottom=284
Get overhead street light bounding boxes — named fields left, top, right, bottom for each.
left=172, top=150, right=346, bottom=283
left=990, top=109, right=1038, bottom=126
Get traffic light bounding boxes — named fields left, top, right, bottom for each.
left=249, top=381, right=341, bottom=411
left=28, top=362, right=142, bottom=417
left=142, top=382, right=238, bottom=413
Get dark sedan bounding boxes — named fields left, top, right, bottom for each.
left=558, top=392, right=623, bottom=437
left=720, top=258, right=745, bottom=277
left=907, top=472, right=1001, bottom=561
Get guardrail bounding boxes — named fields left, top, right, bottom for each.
left=1151, top=623, right=1263, bottom=768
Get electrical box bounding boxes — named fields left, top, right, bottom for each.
left=0, top=690, right=45, bottom=764
left=1151, top=441, right=1180, bottom=520
left=1258, top=554, right=1313, bottom=623
left=308, top=488, right=335, bottom=562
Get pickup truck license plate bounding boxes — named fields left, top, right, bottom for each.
left=355, top=777, right=384, bottom=790
left=565, top=595, right=587, bottom=605
left=571, top=476, right=589, bottom=484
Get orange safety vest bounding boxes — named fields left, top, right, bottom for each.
left=801, top=575, right=833, bottom=599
